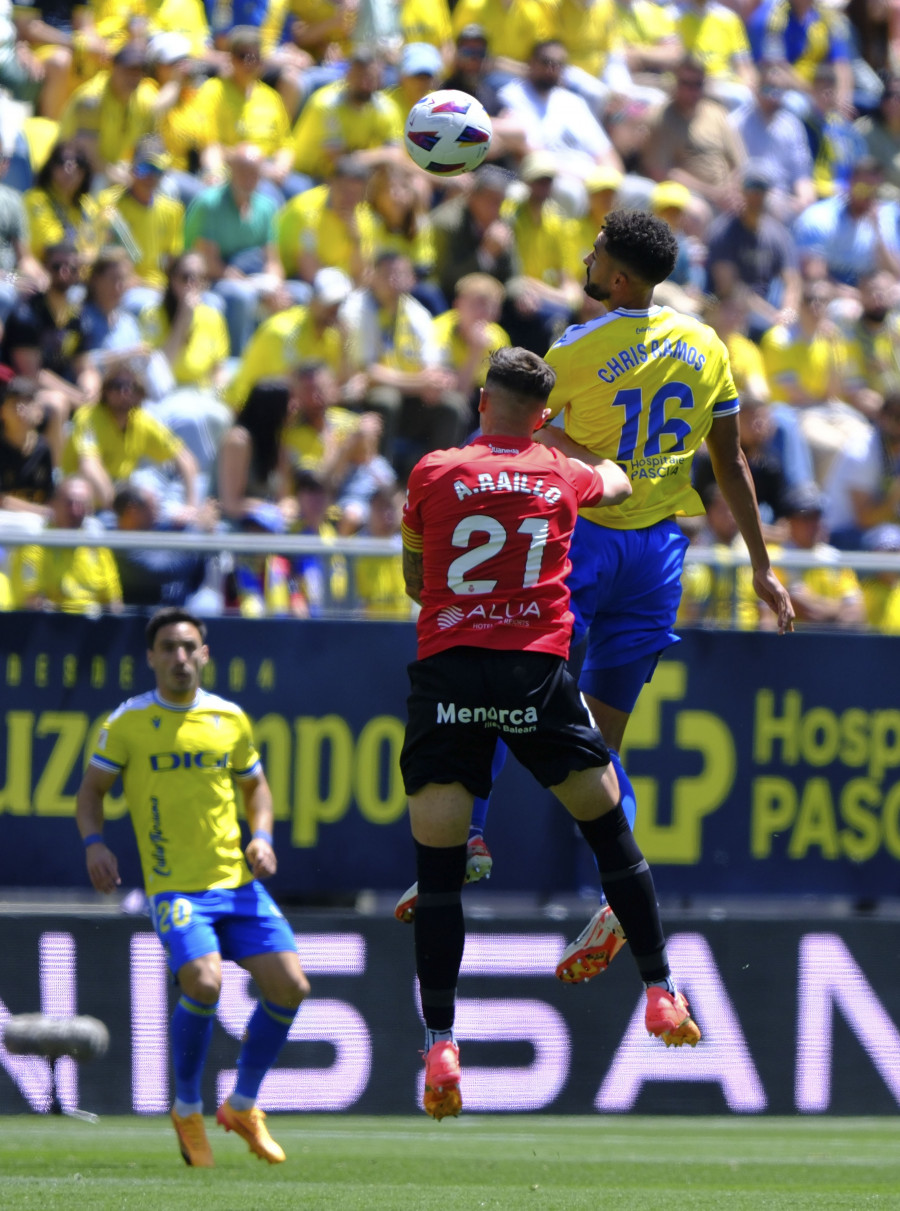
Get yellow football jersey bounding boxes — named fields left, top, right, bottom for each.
left=97, top=186, right=185, bottom=289
left=196, top=76, right=292, bottom=157
left=10, top=543, right=122, bottom=613
left=91, top=689, right=262, bottom=895
left=545, top=305, right=738, bottom=529
left=225, top=304, right=346, bottom=408
left=431, top=309, right=509, bottom=381
left=62, top=402, right=184, bottom=480
left=675, top=3, right=751, bottom=81
left=275, top=183, right=377, bottom=278
left=59, top=72, right=158, bottom=167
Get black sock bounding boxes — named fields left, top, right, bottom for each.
left=578, top=806, right=670, bottom=984
left=414, top=840, right=467, bottom=1031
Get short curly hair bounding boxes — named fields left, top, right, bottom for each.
left=602, top=210, right=678, bottom=286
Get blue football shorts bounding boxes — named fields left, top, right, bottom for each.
left=148, top=882, right=297, bottom=975
left=566, top=515, right=689, bottom=713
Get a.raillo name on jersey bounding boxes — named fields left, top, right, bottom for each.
left=453, top=471, right=563, bottom=502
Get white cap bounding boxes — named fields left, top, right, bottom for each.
left=147, top=33, right=192, bottom=66
left=313, top=267, right=353, bottom=307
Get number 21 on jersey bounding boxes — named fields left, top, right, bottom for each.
left=447, top=515, right=549, bottom=595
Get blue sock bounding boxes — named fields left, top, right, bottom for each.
left=469, top=795, right=489, bottom=839
left=171, top=993, right=217, bottom=1107
left=608, top=748, right=636, bottom=830
left=470, top=743, right=508, bottom=839
left=234, top=999, right=299, bottom=1103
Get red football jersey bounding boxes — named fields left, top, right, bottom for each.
left=402, top=435, right=606, bottom=659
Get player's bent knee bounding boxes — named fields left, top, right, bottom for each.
left=551, top=761, right=620, bottom=822
left=177, top=956, right=223, bottom=1004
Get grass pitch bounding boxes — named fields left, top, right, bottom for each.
left=1, top=1115, right=898, bottom=1211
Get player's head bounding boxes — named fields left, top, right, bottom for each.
left=146, top=607, right=208, bottom=701
left=480, top=346, right=556, bottom=435
left=585, top=210, right=678, bottom=306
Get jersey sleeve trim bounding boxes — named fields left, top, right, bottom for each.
left=401, top=521, right=423, bottom=552
left=713, top=396, right=740, bottom=417
left=234, top=758, right=263, bottom=780
left=90, top=754, right=123, bottom=773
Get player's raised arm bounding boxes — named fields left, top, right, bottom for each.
left=76, top=763, right=122, bottom=894
left=572, top=457, right=632, bottom=508
left=240, top=771, right=278, bottom=880
left=704, top=411, right=795, bottom=635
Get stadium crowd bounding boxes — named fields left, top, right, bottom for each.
left=0, top=0, right=898, bottom=628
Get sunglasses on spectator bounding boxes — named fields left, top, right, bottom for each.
left=458, top=45, right=487, bottom=59
left=803, top=293, right=829, bottom=305
left=175, top=269, right=203, bottom=281
left=106, top=378, right=140, bottom=393
left=233, top=49, right=260, bottom=62
left=57, top=155, right=88, bottom=170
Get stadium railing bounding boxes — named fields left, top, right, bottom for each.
left=1, top=525, right=899, bottom=624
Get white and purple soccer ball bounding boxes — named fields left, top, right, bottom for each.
left=404, top=89, right=493, bottom=177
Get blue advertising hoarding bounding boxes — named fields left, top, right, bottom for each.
left=0, top=614, right=897, bottom=898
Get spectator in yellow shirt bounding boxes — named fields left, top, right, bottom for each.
left=139, top=252, right=230, bottom=392
left=143, top=0, right=212, bottom=56
left=145, top=32, right=212, bottom=205
left=773, top=482, right=866, bottom=628
left=282, top=0, right=353, bottom=63
left=387, top=41, right=444, bottom=121
left=401, top=0, right=453, bottom=66
left=568, top=165, right=624, bottom=280
left=352, top=483, right=414, bottom=619
left=275, top=154, right=376, bottom=287
left=501, top=151, right=582, bottom=355
left=341, top=250, right=461, bottom=478
left=226, top=266, right=352, bottom=408
left=432, top=272, right=510, bottom=418
left=281, top=361, right=359, bottom=476
left=292, top=46, right=403, bottom=182
left=674, top=0, right=757, bottom=111
left=98, top=135, right=185, bottom=312
left=451, top=0, right=557, bottom=78
left=197, top=25, right=304, bottom=203
left=62, top=360, right=199, bottom=513
left=761, top=278, right=867, bottom=483
left=13, top=8, right=102, bottom=121
left=269, top=0, right=351, bottom=123
left=24, top=140, right=101, bottom=263
left=367, top=161, right=442, bottom=314
left=677, top=482, right=764, bottom=630
left=136, top=255, right=232, bottom=504
left=9, top=474, right=123, bottom=614
left=59, top=41, right=158, bottom=180
left=859, top=524, right=900, bottom=633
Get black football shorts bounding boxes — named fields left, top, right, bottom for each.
left=400, top=646, right=610, bottom=798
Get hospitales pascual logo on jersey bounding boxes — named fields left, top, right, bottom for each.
left=437, top=601, right=542, bottom=629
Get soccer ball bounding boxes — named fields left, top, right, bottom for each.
left=404, top=89, right=493, bottom=177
